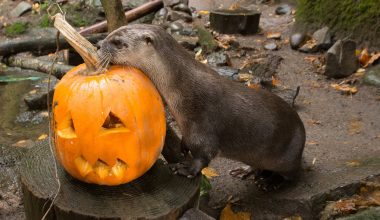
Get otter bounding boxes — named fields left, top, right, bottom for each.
left=98, top=24, right=306, bottom=190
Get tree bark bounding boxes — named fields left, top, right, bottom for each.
left=79, top=0, right=163, bottom=35
left=100, top=0, right=128, bottom=32
left=0, top=33, right=106, bottom=57
left=5, top=56, right=73, bottom=79
left=20, top=141, right=200, bottom=220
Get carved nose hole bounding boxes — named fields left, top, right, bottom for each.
left=102, top=112, right=125, bottom=129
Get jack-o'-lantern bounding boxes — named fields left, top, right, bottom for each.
left=53, top=64, right=166, bottom=185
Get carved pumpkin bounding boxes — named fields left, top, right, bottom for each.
left=53, top=64, right=166, bottom=185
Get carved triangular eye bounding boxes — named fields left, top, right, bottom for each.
left=102, top=112, right=125, bottom=129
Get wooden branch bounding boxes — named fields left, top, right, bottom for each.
left=5, top=56, right=73, bottom=79
left=79, top=0, right=163, bottom=35
left=100, top=0, right=128, bottom=32
left=53, top=13, right=100, bottom=72
left=0, top=33, right=107, bottom=57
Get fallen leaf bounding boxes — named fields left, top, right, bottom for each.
left=333, top=199, right=356, bottom=214
left=220, top=203, right=251, bottom=220
left=271, top=76, right=280, bottom=86
left=330, top=83, right=358, bottom=95
left=266, top=32, right=282, bottom=39
left=306, top=141, right=318, bottom=146
left=348, top=118, right=363, bottom=135
left=247, top=81, right=260, bottom=89
left=28, top=89, right=37, bottom=94
left=38, top=134, right=48, bottom=140
left=364, top=52, right=380, bottom=68
left=12, top=139, right=33, bottom=148
left=346, top=161, right=361, bottom=167
left=354, top=68, right=366, bottom=77
left=358, top=48, right=370, bottom=66
left=237, top=73, right=253, bottom=82
left=307, top=119, right=321, bottom=125
left=201, top=167, right=219, bottom=179
left=198, top=10, right=210, bottom=15
left=304, top=56, right=318, bottom=63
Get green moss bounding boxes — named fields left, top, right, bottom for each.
left=296, top=0, right=380, bottom=31
left=39, top=14, right=51, bottom=28
left=296, top=0, right=380, bottom=47
left=4, top=22, right=28, bottom=37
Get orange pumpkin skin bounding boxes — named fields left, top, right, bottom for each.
left=53, top=64, right=166, bottom=185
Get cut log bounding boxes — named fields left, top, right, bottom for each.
left=79, top=0, right=163, bottom=35
left=6, top=56, right=73, bottom=79
left=0, top=33, right=106, bottom=57
left=20, top=141, right=201, bottom=220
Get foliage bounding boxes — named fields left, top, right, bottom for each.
left=200, top=175, right=212, bottom=197
left=39, top=14, right=51, bottom=28
left=296, top=0, right=380, bottom=32
left=4, top=22, right=28, bottom=37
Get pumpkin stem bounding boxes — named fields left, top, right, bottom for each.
left=52, top=13, right=102, bottom=74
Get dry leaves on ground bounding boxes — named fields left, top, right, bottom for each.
left=348, top=118, right=363, bottom=135
left=201, top=167, right=219, bottom=179
left=330, top=83, right=358, bottom=95
left=37, top=134, right=48, bottom=140
left=220, top=203, right=251, bottom=220
left=266, top=32, right=282, bottom=40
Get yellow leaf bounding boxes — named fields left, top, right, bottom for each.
left=38, top=134, right=48, bottom=140
left=330, top=83, right=358, bottom=95
left=266, top=32, right=282, bottom=39
left=201, top=167, right=219, bottom=179
left=220, top=203, right=251, bottom=220
left=199, top=10, right=210, bottom=15
left=346, top=161, right=361, bottom=167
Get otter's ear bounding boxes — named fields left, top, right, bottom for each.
left=144, top=36, right=153, bottom=45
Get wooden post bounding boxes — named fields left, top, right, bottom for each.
left=20, top=141, right=200, bottom=219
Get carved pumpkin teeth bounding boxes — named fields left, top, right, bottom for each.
left=94, top=160, right=110, bottom=179
left=111, top=159, right=128, bottom=179
left=74, top=156, right=93, bottom=177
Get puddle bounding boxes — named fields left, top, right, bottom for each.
left=0, top=67, right=50, bottom=216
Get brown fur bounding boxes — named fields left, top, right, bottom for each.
left=98, top=24, right=305, bottom=184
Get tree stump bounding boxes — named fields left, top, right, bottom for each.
left=20, top=141, right=200, bottom=220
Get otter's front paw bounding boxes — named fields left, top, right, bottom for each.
left=169, top=159, right=204, bottom=178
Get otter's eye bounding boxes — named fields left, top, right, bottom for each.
left=109, top=38, right=128, bottom=49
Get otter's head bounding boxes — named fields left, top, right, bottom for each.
left=97, top=24, right=167, bottom=71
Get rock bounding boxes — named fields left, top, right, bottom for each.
left=10, top=1, right=32, bottom=18
left=152, top=7, right=169, bottom=26
left=180, top=27, right=197, bottom=36
left=156, top=7, right=169, bottom=18
left=180, top=208, right=215, bottom=220
left=275, top=4, right=291, bottom=15
left=163, top=0, right=188, bottom=7
left=16, top=111, right=49, bottom=125
left=24, top=76, right=59, bottom=110
left=325, top=39, right=359, bottom=78
left=264, top=42, right=278, bottom=50
left=242, top=54, right=283, bottom=83
left=312, top=27, right=332, bottom=50
left=290, top=33, right=308, bottom=50
left=168, top=10, right=193, bottom=22
left=211, top=66, right=239, bottom=78
left=169, top=21, right=184, bottom=33
left=206, top=52, right=231, bottom=67
left=173, top=3, right=192, bottom=15
left=363, top=65, right=380, bottom=87
left=172, top=35, right=198, bottom=51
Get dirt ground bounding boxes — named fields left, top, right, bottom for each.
left=0, top=0, right=379, bottom=219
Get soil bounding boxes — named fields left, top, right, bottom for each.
left=0, top=0, right=379, bottom=219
